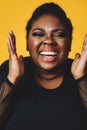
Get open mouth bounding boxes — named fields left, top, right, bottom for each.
left=39, top=51, right=58, bottom=56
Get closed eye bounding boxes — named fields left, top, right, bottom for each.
left=53, top=32, right=67, bottom=38
left=32, top=32, right=45, bottom=37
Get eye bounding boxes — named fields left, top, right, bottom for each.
left=32, top=32, right=45, bottom=37
left=53, top=31, right=67, bottom=38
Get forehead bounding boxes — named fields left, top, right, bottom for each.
left=31, top=14, right=65, bottom=30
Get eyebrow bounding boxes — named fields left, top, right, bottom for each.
left=32, top=28, right=45, bottom=32
left=32, top=28, right=66, bottom=33
left=52, top=28, right=66, bottom=33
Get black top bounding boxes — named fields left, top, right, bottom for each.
left=0, top=57, right=87, bottom=130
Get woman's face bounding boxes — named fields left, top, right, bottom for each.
left=27, top=14, right=71, bottom=71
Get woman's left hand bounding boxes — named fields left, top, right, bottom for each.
left=71, top=35, right=87, bottom=79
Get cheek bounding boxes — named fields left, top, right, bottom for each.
left=27, top=38, right=36, bottom=51
left=60, top=39, right=71, bottom=52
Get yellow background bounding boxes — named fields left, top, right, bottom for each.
left=0, top=0, right=87, bottom=63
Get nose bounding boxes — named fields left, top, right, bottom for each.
left=42, top=36, right=56, bottom=46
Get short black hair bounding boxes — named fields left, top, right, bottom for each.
left=26, top=2, right=73, bottom=41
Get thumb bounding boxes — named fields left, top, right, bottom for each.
left=19, top=55, right=24, bottom=75
left=19, top=55, right=23, bottom=62
left=75, top=53, right=80, bottom=60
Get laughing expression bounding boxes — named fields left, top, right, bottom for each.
left=27, top=14, right=71, bottom=71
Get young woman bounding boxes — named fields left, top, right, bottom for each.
left=0, top=2, right=87, bottom=130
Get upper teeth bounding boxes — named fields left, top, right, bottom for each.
left=40, top=52, right=58, bottom=56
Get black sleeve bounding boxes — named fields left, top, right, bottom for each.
left=0, top=60, right=9, bottom=79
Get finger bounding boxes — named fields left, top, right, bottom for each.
left=7, top=31, right=18, bottom=60
left=75, top=53, right=80, bottom=60
left=19, top=55, right=24, bottom=75
left=19, top=55, right=23, bottom=62
left=80, top=35, right=87, bottom=61
left=10, top=31, right=16, bottom=50
left=7, top=31, right=16, bottom=53
left=82, top=35, right=87, bottom=51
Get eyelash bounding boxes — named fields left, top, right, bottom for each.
left=53, top=32, right=67, bottom=38
left=32, top=32, right=44, bottom=37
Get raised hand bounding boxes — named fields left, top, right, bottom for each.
left=7, top=31, right=24, bottom=84
left=71, top=35, right=87, bottom=79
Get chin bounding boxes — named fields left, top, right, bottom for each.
left=39, top=63, right=58, bottom=71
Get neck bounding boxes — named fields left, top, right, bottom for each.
left=32, top=63, right=64, bottom=89
left=35, top=73, right=64, bottom=90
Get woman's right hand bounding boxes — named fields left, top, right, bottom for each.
left=71, top=35, right=87, bottom=79
left=7, top=31, right=24, bottom=85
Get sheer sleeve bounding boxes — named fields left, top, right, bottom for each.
left=76, top=74, right=87, bottom=109
left=0, top=81, right=13, bottom=118
left=78, top=79, right=87, bottom=109
left=0, top=61, right=15, bottom=129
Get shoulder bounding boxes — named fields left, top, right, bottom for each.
left=66, top=58, right=73, bottom=65
left=0, top=59, right=9, bottom=76
left=23, top=56, right=32, bottom=66
left=0, top=56, right=32, bottom=76
left=23, top=56, right=33, bottom=72
left=63, top=58, right=74, bottom=78
left=65, top=58, right=73, bottom=71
